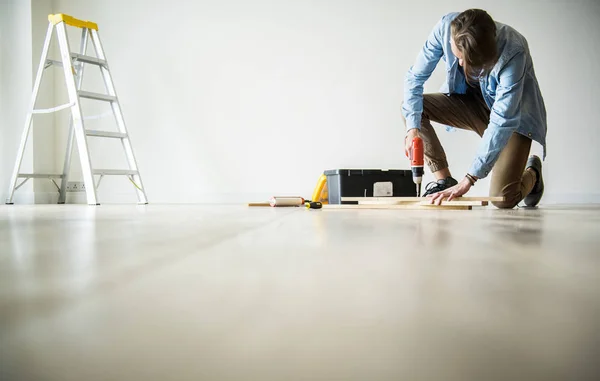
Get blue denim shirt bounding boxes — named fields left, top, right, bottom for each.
left=402, top=12, right=547, bottom=179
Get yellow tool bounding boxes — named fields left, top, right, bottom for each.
left=311, top=174, right=328, bottom=204
left=305, top=201, right=323, bottom=209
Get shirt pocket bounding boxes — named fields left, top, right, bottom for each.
left=485, top=77, right=498, bottom=99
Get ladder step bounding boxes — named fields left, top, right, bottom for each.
left=78, top=90, right=117, bottom=102
left=86, top=130, right=127, bottom=139
left=93, top=169, right=139, bottom=176
left=45, top=54, right=108, bottom=69
left=18, top=173, right=65, bottom=179
left=45, top=59, right=63, bottom=68
left=71, top=53, right=107, bottom=67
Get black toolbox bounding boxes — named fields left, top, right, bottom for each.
left=324, top=169, right=416, bottom=204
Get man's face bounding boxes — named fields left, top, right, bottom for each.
left=450, top=38, right=464, bottom=67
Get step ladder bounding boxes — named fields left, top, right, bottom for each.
left=6, top=14, right=148, bottom=205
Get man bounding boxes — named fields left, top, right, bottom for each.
left=402, top=9, right=547, bottom=208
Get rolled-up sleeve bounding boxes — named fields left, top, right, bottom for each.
left=402, top=16, right=445, bottom=130
left=468, top=52, right=527, bottom=178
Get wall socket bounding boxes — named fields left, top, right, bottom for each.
left=66, top=181, right=86, bottom=192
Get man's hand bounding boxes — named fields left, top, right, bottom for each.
left=405, top=128, right=420, bottom=158
left=428, top=177, right=472, bottom=205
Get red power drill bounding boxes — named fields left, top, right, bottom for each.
left=409, top=136, right=424, bottom=197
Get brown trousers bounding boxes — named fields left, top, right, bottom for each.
left=415, top=89, right=536, bottom=209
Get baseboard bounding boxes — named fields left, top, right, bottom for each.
left=34, top=192, right=59, bottom=204
left=10, top=192, right=36, bottom=204
left=541, top=193, right=600, bottom=205
left=66, top=193, right=88, bottom=204
left=146, top=193, right=281, bottom=204
left=6, top=192, right=59, bottom=204
left=66, top=192, right=276, bottom=204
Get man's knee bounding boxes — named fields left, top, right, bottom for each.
left=490, top=181, right=524, bottom=209
left=491, top=199, right=519, bottom=209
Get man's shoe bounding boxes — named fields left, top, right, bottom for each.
left=422, top=177, right=458, bottom=196
left=524, top=155, right=544, bottom=207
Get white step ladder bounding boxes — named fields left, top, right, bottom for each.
left=6, top=14, right=148, bottom=205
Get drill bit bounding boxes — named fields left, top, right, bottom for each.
left=416, top=184, right=421, bottom=197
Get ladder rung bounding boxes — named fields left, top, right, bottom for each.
left=45, top=55, right=107, bottom=69
left=71, top=53, right=107, bottom=67
left=86, top=130, right=127, bottom=139
left=93, top=169, right=139, bottom=176
left=18, top=173, right=65, bottom=179
left=45, top=59, right=63, bottom=68
left=78, top=90, right=117, bottom=102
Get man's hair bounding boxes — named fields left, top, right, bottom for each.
left=451, top=9, right=498, bottom=83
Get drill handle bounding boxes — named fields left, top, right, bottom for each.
left=410, top=136, right=424, bottom=167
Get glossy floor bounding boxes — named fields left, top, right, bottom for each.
left=1, top=204, right=599, bottom=381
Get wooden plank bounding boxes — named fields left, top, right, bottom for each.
left=323, top=204, right=472, bottom=211
left=342, top=196, right=504, bottom=202
left=247, top=202, right=271, bottom=207
left=358, top=200, right=487, bottom=206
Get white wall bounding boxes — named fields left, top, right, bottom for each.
left=0, top=0, right=34, bottom=203
left=0, top=0, right=57, bottom=204
left=22, top=0, right=600, bottom=203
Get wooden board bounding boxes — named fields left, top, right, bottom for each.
left=358, top=200, right=488, bottom=206
left=342, top=196, right=504, bottom=202
left=247, top=202, right=271, bottom=207
left=324, top=204, right=472, bottom=211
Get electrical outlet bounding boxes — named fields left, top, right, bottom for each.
left=66, top=181, right=86, bottom=192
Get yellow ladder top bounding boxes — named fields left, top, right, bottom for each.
left=48, top=14, right=98, bottom=30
